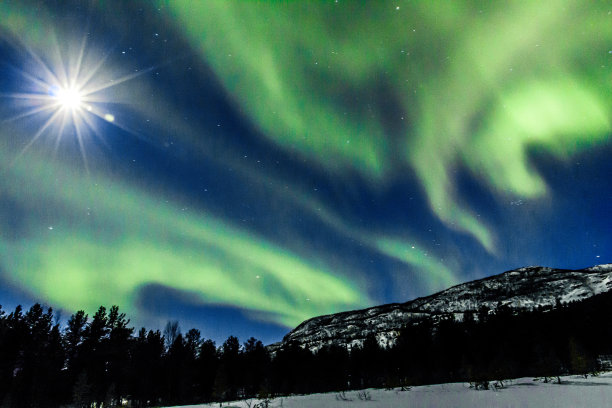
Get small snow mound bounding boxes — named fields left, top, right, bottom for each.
left=586, top=264, right=612, bottom=272
left=515, top=266, right=542, bottom=272
left=513, top=266, right=554, bottom=274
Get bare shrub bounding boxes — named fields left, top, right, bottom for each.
left=357, top=390, right=372, bottom=400
left=335, top=391, right=352, bottom=401
left=469, top=380, right=490, bottom=390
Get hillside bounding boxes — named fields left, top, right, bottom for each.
left=273, top=264, right=612, bottom=351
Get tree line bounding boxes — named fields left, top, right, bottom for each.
left=1, top=289, right=612, bottom=407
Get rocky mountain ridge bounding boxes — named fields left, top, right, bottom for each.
left=271, top=264, right=612, bottom=352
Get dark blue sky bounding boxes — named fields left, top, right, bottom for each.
left=0, top=1, right=610, bottom=345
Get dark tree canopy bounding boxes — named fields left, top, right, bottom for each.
left=0, top=291, right=611, bottom=407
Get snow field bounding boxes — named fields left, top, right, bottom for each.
left=167, top=372, right=612, bottom=408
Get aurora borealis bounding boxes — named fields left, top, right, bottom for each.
left=0, top=1, right=610, bottom=343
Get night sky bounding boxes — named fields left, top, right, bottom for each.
left=0, top=1, right=610, bottom=345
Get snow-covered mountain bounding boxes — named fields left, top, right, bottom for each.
left=272, top=264, right=612, bottom=352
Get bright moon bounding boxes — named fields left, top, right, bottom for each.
left=4, top=34, right=150, bottom=170
left=55, top=86, right=83, bottom=111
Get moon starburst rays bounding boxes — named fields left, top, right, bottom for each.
left=3, top=36, right=146, bottom=171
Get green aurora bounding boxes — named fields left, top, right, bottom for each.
left=168, top=0, right=612, bottom=251
left=0, top=143, right=366, bottom=327
left=0, top=1, right=610, bottom=333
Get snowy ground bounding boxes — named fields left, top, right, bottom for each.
left=167, top=372, right=612, bottom=408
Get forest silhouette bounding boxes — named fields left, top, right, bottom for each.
left=1, top=290, right=611, bottom=407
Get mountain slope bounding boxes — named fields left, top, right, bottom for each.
left=273, top=264, right=612, bottom=352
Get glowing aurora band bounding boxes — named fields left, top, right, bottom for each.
left=2, top=1, right=468, bottom=297
left=165, top=0, right=612, bottom=252
left=1, top=1, right=610, bottom=328
left=0, top=143, right=367, bottom=327
left=0, top=3, right=367, bottom=327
